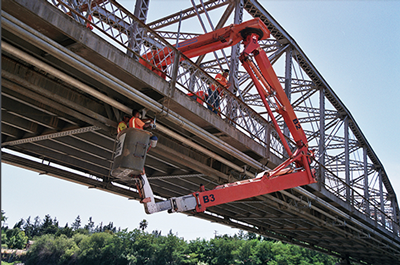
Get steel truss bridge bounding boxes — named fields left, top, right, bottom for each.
left=1, top=0, right=399, bottom=264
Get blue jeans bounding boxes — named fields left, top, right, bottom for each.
left=207, top=88, right=220, bottom=114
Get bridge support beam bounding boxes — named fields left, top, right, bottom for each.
left=1, top=126, right=100, bottom=147
left=228, top=0, right=243, bottom=121
left=134, top=0, right=150, bottom=22
left=283, top=46, right=292, bottom=138
left=127, top=0, right=150, bottom=57
left=392, top=196, right=399, bottom=236
left=379, top=169, right=386, bottom=227
left=319, top=87, right=325, bottom=188
left=363, top=146, right=370, bottom=216
left=344, top=116, right=350, bottom=203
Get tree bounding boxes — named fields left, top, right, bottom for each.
left=139, top=219, right=148, bottom=231
left=53, top=217, right=59, bottom=227
left=14, top=218, right=25, bottom=229
left=56, top=223, right=74, bottom=238
left=152, top=229, right=162, bottom=237
left=38, top=214, right=60, bottom=235
left=5, top=229, right=29, bottom=249
left=95, top=222, right=103, bottom=233
left=7, top=212, right=341, bottom=264
left=25, top=234, right=79, bottom=265
left=103, top=221, right=116, bottom=233
left=2, top=210, right=9, bottom=248
left=2, top=210, right=8, bottom=229
left=23, top=221, right=340, bottom=265
left=72, top=215, right=81, bottom=231
left=32, top=216, right=41, bottom=237
left=84, top=217, right=95, bottom=233
left=23, top=216, right=34, bottom=239
left=78, top=232, right=126, bottom=265
left=42, top=214, right=53, bottom=229
left=1, top=231, right=8, bottom=248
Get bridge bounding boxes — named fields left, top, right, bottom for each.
left=1, top=0, right=399, bottom=264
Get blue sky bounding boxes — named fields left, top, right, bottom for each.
left=2, top=1, right=400, bottom=240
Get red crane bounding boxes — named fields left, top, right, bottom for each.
left=122, top=18, right=316, bottom=214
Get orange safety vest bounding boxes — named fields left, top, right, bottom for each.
left=210, top=73, right=228, bottom=93
left=129, top=117, right=145, bottom=129
left=86, top=15, right=93, bottom=30
left=187, top=91, right=207, bottom=104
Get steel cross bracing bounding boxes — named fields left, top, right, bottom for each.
left=2, top=0, right=399, bottom=263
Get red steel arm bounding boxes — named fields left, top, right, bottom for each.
left=140, top=18, right=270, bottom=75
left=188, top=24, right=315, bottom=213
left=137, top=18, right=317, bottom=214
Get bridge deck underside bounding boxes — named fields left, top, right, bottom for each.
left=1, top=0, right=400, bottom=264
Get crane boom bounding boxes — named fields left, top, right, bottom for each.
left=132, top=18, right=316, bottom=214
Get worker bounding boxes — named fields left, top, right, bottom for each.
left=207, top=69, right=229, bottom=114
left=117, top=115, right=130, bottom=134
left=187, top=90, right=208, bottom=105
left=129, top=109, right=158, bottom=148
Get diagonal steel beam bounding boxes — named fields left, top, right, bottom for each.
left=148, top=0, right=230, bottom=30
left=1, top=126, right=101, bottom=147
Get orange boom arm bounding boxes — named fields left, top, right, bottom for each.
left=134, top=18, right=316, bottom=214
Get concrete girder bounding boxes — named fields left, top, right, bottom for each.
left=1, top=56, right=108, bottom=116
left=2, top=110, right=39, bottom=135
left=2, top=94, right=61, bottom=131
left=1, top=77, right=111, bottom=131
left=34, top=140, right=112, bottom=169
left=70, top=132, right=115, bottom=151
left=8, top=143, right=110, bottom=177
left=1, top=123, right=22, bottom=139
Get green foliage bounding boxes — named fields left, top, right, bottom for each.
left=22, top=229, right=338, bottom=265
left=1, top=210, right=7, bottom=224
left=3, top=213, right=339, bottom=265
left=71, top=216, right=81, bottom=231
left=77, top=232, right=126, bottom=265
left=2, top=231, right=8, bottom=249
left=2, top=261, right=23, bottom=265
left=139, top=219, right=148, bottom=231
left=25, top=234, right=78, bottom=265
left=3, top=229, right=28, bottom=249
left=83, top=217, right=95, bottom=233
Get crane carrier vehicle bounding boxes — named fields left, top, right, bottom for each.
left=111, top=18, right=317, bottom=214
